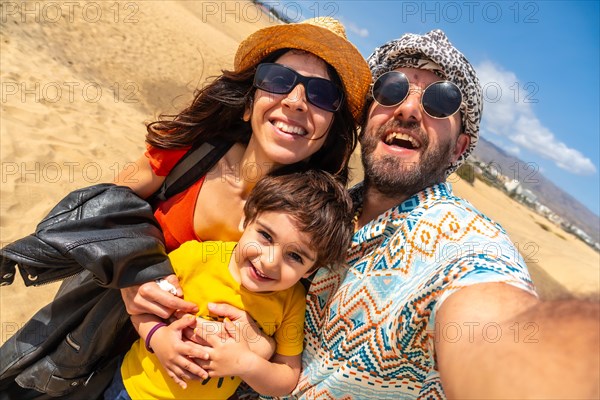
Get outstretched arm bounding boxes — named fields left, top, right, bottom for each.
left=436, top=282, right=600, bottom=399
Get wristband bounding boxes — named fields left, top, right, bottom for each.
left=145, top=322, right=167, bottom=353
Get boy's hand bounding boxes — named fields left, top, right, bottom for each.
left=151, top=314, right=211, bottom=388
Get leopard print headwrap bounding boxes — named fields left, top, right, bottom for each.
left=367, top=29, right=482, bottom=175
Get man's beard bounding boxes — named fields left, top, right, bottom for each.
left=360, top=121, right=454, bottom=199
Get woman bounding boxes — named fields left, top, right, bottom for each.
left=117, top=16, right=370, bottom=385
left=117, top=17, right=368, bottom=250
left=0, top=17, right=369, bottom=400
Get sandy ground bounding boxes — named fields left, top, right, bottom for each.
left=1, top=1, right=598, bottom=346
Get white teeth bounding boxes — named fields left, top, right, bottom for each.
left=273, top=121, right=307, bottom=136
left=384, top=132, right=419, bottom=148
left=254, top=266, right=269, bottom=279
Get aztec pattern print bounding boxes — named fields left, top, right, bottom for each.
left=366, top=29, right=483, bottom=175
left=291, top=182, right=535, bottom=399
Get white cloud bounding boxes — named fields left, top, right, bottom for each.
left=344, top=20, right=369, bottom=38
left=506, top=145, right=521, bottom=157
left=476, top=61, right=597, bottom=175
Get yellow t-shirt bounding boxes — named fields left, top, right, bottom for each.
left=121, top=241, right=306, bottom=400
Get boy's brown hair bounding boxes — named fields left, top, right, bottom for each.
left=243, top=169, right=353, bottom=270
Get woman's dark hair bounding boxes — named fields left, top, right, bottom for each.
left=146, top=49, right=358, bottom=183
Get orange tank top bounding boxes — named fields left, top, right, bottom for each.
left=145, top=145, right=204, bottom=252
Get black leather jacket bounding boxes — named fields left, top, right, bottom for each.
left=0, top=184, right=174, bottom=399
left=0, top=183, right=172, bottom=288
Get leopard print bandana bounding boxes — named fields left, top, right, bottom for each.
left=367, top=29, right=482, bottom=175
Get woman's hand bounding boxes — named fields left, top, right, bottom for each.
left=191, top=303, right=276, bottom=360
left=194, top=313, right=302, bottom=396
left=198, top=317, right=259, bottom=378
left=121, top=274, right=198, bottom=318
left=150, top=314, right=212, bottom=389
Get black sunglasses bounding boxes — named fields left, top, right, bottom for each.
left=254, top=63, right=343, bottom=113
left=372, top=71, right=462, bottom=119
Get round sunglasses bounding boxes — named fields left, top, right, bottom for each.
left=372, top=71, right=463, bottom=119
left=253, top=63, right=344, bottom=113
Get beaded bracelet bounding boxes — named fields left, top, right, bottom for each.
left=145, top=322, right=167, bottom=353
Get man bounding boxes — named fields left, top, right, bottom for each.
left=288, top=30, right=599, bottom=399
left=125, top=30, right=599, bottom=399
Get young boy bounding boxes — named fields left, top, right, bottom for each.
left=104, top=169, right=353, bottom=399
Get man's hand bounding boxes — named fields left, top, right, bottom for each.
left=121, top=274, right=198, bottom=318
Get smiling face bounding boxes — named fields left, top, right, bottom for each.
left=229, top=211, right=317, bottom=293
left=244, top=51, right=335, bottom=169
left=361, top=67, right=470, bottom=198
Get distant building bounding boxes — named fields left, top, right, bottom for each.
left=536, top=204, right=552, bottom=216
left=520, top=189, right=537, bottom=205
left=548, top=213, right=564, bottom=226
left=504, top=179, right=522, bottom=195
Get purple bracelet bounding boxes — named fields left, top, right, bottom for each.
left=145, top=322, right=167, bottom=353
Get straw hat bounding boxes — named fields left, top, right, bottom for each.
left=234, top=17, right=371, bottom=122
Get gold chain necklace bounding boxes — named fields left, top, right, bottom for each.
left=352, top=205, right=363, bottom=228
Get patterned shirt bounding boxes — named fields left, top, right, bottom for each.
left=291, top=182, right=536, bottom=399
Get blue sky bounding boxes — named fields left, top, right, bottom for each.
left=267, top=1, right=600, bottom=216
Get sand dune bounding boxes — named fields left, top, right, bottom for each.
left=1, top=0, right=598, bottom=345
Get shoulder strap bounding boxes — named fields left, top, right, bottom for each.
left=151, top=140, right=233, bottom=203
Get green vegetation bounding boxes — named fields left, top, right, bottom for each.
left=536, top=221, right=551, bottom=232
left=456, top=163, right=475, bottom=185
